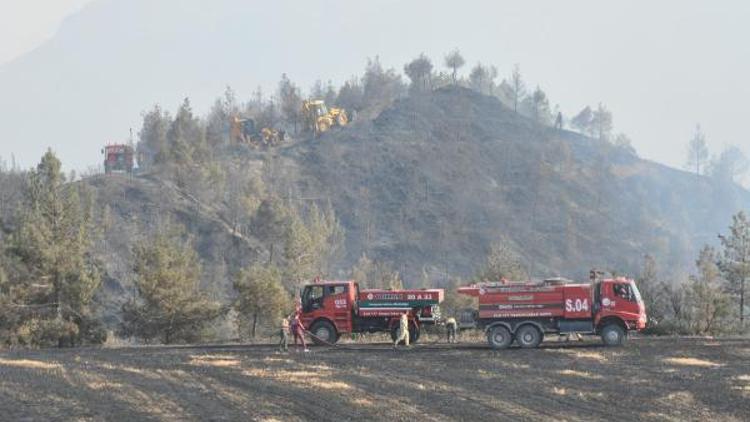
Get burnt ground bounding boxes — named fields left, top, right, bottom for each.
left=1, top=337, right=749, bottom=421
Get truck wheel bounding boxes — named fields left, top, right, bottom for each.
left=516, top=325, right=543, bottom=349
left=310, top=320, right=337, bottom=345
left=487, top=325, right=513, bottom=349
left=601, top=324, right=626, bottom=347
left=409, top=326, right=420, bottom=345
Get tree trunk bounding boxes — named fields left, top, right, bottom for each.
left=741, top=277, right=745, bottom=326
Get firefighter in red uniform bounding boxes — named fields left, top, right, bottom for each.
left=291, top=312, right=309, bottom=352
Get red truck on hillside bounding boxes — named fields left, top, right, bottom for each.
left=102, top=144, right=134, bottom=174
left=298, top=280, right=444, bottom=345
left=458, top=275, right=646, bottom=349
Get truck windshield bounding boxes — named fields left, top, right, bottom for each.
left=630, top=282, right=643, bottom=304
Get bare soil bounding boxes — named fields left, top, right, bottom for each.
left=1, top=337, right=749, bottom=421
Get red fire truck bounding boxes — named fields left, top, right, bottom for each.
left=458, top=276, right=646, bottom=349
left=102, top=144, right=134, bottom=174
left=298, top=280, right=443, bottom=345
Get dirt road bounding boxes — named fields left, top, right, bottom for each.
left=1, top=337, right=748, bottom=421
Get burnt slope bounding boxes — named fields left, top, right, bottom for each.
left=285, top=87, right=749, bottom=280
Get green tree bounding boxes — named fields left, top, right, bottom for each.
left=205, top=86, right=239, bottom=149
left=685, top=124, right=709, bottom=176
left=444, top=49, right=465, bottom=84
left=349, top=254, right=402, bottom=290
left=571, top=106, right=593, bottom=135
left=137, top=105, right=171, bottom=169
left=477, top=239, right=527, bottom=281
left=440, top=277, right=474, bottom=318
left=711, top=145, right=749, bottom=185
left=719, top=211, right=750, bottom=327
left=521, top=86, right=552, bottom=125
left=336, top=78, right=365, bottom=114
left=591, top=103, right=613, bottom=141
left=688, top=246, right=731, bottom=334
left=404, top=53, right=434, bottom=93
left=234, top=264, right=290, bottom=338
left=251, top=197, right=291, bottom=264
left=166, top=98, right=207, bottom=181
left=279, top=74, right=303, bottom=134
left=468, top=63, right=498, bottom=95
left=637, top=254, right=665, bottom=326
left=122, top=225, right=223, bottom=344
left=509, top=64, right=526, bottom=112
left=283, top=203, right=344, bottom=290
left=362, top=56, right=405, bottom=113
left=6, top=150, right=102, bottom=346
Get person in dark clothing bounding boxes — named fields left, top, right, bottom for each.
left=445, top=317, right=458, bottom=343
left=555, top=112, right=563, bottom=129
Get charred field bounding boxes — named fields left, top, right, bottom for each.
left=1, top=337, right=749, bottom=421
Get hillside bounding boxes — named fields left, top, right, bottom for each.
left=276, top=87, right=750, bottom=280
left=89, top=86, right=750, bottom=305
left=85, top=173, right=266, bottom=326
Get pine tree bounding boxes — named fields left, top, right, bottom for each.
left=637, top=255, right=664, bottom=326
left=685, top=124, right=709, bottom=176
left=443, top=49, right=465, bottom=84
left=122, top=224, right=223, bottom=344
left=137, top=105, right=171, bottom=168
left=571, top=106, right=593, bottom=135
left=8, top=150, right=102, bottom=346
left=234, top=264, right=290, bottom=338
left=509, top=64, right=526, bottom=112
left=278, top=74, right=303, bottom=134
left=688, top=246, right=730, bottom=334
left=719, top=211, right=750, bottom=327
left=404, top=53, right=434, bottom=92
left=591, top=103, right=613, bottom=141
left=477, top=239, right=527, bottom=281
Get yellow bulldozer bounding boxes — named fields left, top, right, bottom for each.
left=230, top=116, right=285, bottom=148
left=301, top=100, right=348, bottom=136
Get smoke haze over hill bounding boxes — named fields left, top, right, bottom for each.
left=2, top=0, right=750, bottom=177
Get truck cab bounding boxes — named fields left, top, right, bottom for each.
left=299, top=281, right=357, bottom=343
left=594, top=278, right=647, bottom=332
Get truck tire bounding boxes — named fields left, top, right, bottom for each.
left=310, top=320, right=338, bottom=345
left=516, top=325, right=543, bottom=349
left=487, top=325, right=513, bottom=349
left=601, top=323, right=626, bottom=347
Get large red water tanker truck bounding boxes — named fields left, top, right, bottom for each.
left=458, top=276, right=646, bottom=348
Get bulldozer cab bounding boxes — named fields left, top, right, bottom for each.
left=312, top=102, right=328, bottom=117
left=241, top=118, right=257, bottom=138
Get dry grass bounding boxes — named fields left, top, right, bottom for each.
left=558, top=369, right=603, bottom=379
left=242, top=367, right=353, bottom=391
left=189, top=355, right=241, bottom=367
left=0, top=358, right=62, bottom=370
left=663, top=357, right=723, bottom=368
left=546, top=348, right=610, bottom=363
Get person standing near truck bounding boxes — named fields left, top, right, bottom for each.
left=291, top=312, right=309, bottom=352
left=393, top=313, right=410, bottom=349
left=278, top=315, right=290, bottom=352
left=445, top=316, right=458, bottom=344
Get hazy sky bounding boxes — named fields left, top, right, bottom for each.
left=1, top=0, right=749, bottom=181
left=0, top=0, right=94, bottom=65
